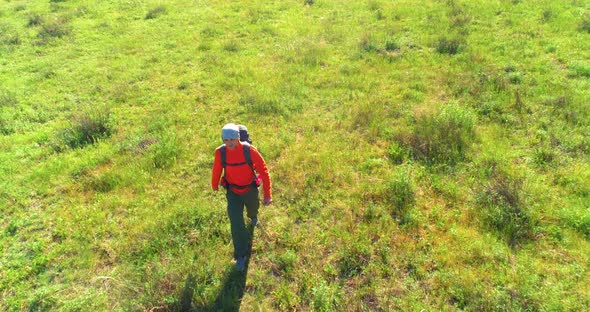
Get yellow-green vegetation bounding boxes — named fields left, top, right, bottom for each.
left=1, top=0, right=589, bottom=310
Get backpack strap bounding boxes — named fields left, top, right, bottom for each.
left=219, top=143, right=254, bottom=172
left=219, top=143, right=259, bottom=190
left=242, top=143, right=253, bottom=171
left=220, top=144, right=227, bottom=168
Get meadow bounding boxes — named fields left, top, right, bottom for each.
left=1, top=0, right=589, bottom=310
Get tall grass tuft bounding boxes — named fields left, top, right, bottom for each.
left=476, top=168, right=536, bottom=247
left=385, top=38, right=400, bottom=52
left=150, top=132, right=180, bottom=169
left=310, top=280, right=342, bottom=312
left=37, top=17, right=70, bottom=41
left=339, top=241, right=371, bottom=278
left=436, top=36, right=464, bottom=55
left=58, top=107, right=113, bottom=149
left=145, top=5, right=166, bottom=20
left=579, top=12, right=590, bottom=33
left=406, top=104, right=476, bottom=166
left=276, top=250, right=298, bottom=276
left=359, top=33, right=379, bottom=53
left=0, top=117, right=14, bottom=135
left=560, top=207, right=590, bottom=239
left=0, top=90, right=18, bottom=107
left=384, top=170, right=415, bottom=223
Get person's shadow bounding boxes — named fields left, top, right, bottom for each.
left=180, top=226, right=254, bottom=312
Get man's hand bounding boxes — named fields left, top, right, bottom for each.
left=263, top=197, right=273, bottom=206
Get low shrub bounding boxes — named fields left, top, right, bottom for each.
left=0, top=115, right=14, bottom=135
left=359, top=33, right=379, bottom=53
left=0, top=90, right=18, bottom=107
left=571, top=212, right=590, bottom=238
left=476, top=169, right=536, bottom=247
left=84, top=172, right=121, bottom=193
left=579, top=12, right=590, bottom=33
left=273, top=284, right=298, bottom=310
left=387, top=141, right=407, bottom=164
left=384, top=170, right=415, bottom=223
left=451, top=12, right=472, bottom=29
left=59, top=108, right=113, bottom=149
left=532, top=147, right=556, bottom=167
left=436, top=36, right=464, bottom=55
left=568, top=63, right=590, bottom=78
left=385, top=38, right=400, bottom=52
left=37, top=17, right=70, bottom=40
left=150, top=132, right=180, bottom=169
left=2, top=33, right=20, bottom=46
left=277, top=250, right=298, bottom=276
left=311, top=280, right=342, bottom=312
left=145, top=5, right=166, bottom=20
left=338, top=241, right=371, bottom=278
left=541, top=9, right=554, bottom=23
left=407, top=104, right=476, bottom=166
left=223, top=40, right=240, bottom=52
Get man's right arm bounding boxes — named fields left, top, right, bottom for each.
left=211, top=149, right=223, bottom=191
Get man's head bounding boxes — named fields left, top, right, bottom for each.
left=222, top=123, right=240, bottom=149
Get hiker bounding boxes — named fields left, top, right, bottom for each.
left=211, top=123, right=272, bottom=271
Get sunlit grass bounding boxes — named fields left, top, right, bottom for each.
left=1, top=0, right=589, bottom=310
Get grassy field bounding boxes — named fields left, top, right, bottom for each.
left=1, top=0, right=589, bottom=310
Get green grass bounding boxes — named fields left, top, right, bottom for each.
left=1, top=0, right=589, bottom=311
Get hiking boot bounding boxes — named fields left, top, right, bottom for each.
left=250, top=218, right=259, bottom=227
left=235, top=256, right=247, bottom=271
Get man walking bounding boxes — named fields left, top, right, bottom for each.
left=211, top=123, right=272, bottom=271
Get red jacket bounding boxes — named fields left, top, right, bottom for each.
left=211, top=143, right=272, bottom=198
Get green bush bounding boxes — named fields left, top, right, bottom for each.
left=150, top=133, right=180, bottom=169
left=145, top=5, right=166, bottom=20
left=273, top=284, right=298, bottom=310
left=59, top=108, right=113, bottom=149
left=0, top=114, right=14, bottom=135
left=476, top=169, right=536, bottom=247
left=311, top=280, right=342, bottom=312
left=407, top=104, right=476, bottom=166
left=385, top=170, right=415, bottom=223
left=338, top=241, right=371, bottom=278
left=450, top=8, right=472, bottom=28
left=387, top=141, right=407, bottom=164
left=568, top=63, right=590, bottom=78
left=84, top=172, right=121, bottom=193
left=570, top=212, right=590, bottom=238
left=27, top=14, right=43, bottom=28
left=37, top=17, right=70, bottom=40
left=359, top=33, right=379, bottom=53
left=560, top=208, right=590, bottom=239
left=385, top=38, right=400, bottom=52
left=277, top=250, right=298, bottom=276
left=223, top=40, right=240, bottom=52
left=579, top=12, right=590, bottom=33
left=0, top=90, right=17, bottom=107
left=436, top=36, right=464, bottom=55
left=532, top=147, right=556, bottom=167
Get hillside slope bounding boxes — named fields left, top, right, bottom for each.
left=1, top=0, right=589, bottom=310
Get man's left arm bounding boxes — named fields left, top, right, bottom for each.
left=250, top=146, right=272, bottom=203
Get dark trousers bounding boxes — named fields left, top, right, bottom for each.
left=226, top=187, right=259, bottom=259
